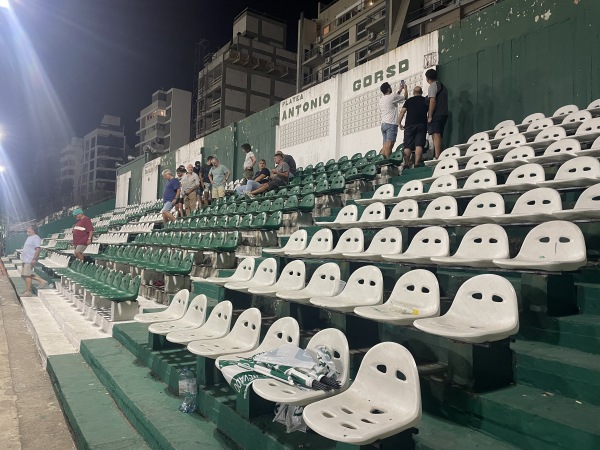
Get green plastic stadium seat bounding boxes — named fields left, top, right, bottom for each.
left=301, top=183, right=315, bottom=196
left=283, top=195, right=299, bottom=213
left=351, top=152, right=363, bottom=161
left=365, top=149, right=377, bottom=161
left=247, top=201, right=260, bottom=214
left=298, top=193, right=316, bottom=212
left=239, top=214, right=254, bottom=229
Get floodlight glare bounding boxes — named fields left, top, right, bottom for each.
left=0, top=0, right=10, bottom=10
left=0, top=166, right=6, bottom=173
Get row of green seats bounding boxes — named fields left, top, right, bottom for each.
left=100, top=246, right=195, bottom=276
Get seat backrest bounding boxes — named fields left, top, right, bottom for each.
left=342, top=265, right=383, bottom=303
left=422, top=196, right=458, bottom=219
left=399, top=180, right=424, bottom=197
left=299, top=193, right=315, bottom=210
left=270, top=197, right=285, bottom=212
left=405, top=226, right=449, bottom=256
left=517, top=220, right=586, bottom=263
left=553, top=104, right=579, bottom=118
left=387, top=269, right=440, bottom=316
left=305, top=262, right=342, bottom=293
left=358, top=202, right=386, bottom=223
left=228, top=308, right=262, bottom=344
left=304, top=228, right=334, bottom=253
left=350, top=342, right=421, bottom=418
left=275, top=260, right=306, bottom=290
left=493, top=125, right=520, bottom=140
left=462, top=192, right=505, bottom=218
left=365, top=227, right=403, bottom=255
left=165, top=289, right=190, bottom=318
left=493, top=119, right=516, bottom=130
left=247, top=201, right=260, bottom=214
left=239, top=214, right=254, bottom=228
left=462, top=169, right=497, bottom=191
left=250, top=258, right=278, bottom=284
left=128, top=276, right=141, bottom=295
left=230, top=257, right=255, bottom=280
left=576, top=117, right=600, bottom=136
left=371, top=183, right=395, bottom=201
left=203, top=300, right=233, bottom=333
left=465, top=152, right=494, bottom=170
left=428, top=174, right=457, bottom=195
left=333, top=204, right=359, bottom=224
left=501, top=146, right=535, bottom=162
left=467, top=131, right=489, bottom=144
left=306, top=329, right=350, bottom=388
left=333, top=228, right=364, bottom=253
left=573, top=183, right=600, bottom=210
left=183, top=294, right=208, bottom=326
left=255, top=317, right=300, bottom=352
left=534, top=126, right=567, bottom=142
left=282, top=229, right=308, bottom=252
left=432, top=158, right=459, bottom=178
left=445, top=274, right=518, bottom=330
left=454, top=224, right=509, bottom=259
left=543, top=138, right=581, bottom=157
left=465, top=141, right=492, bottom=157
left=562, top=110, right=592, bottom=125
left=438, top=147, right=461, bottom=160
left=388, top=199, right=419, bottom=221
left=521, top=112, right=545, bottom=125
left=505, top=163, right=546, bottom=185
left=554, top=156, right=600, bottom=181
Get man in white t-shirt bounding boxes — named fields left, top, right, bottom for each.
left=20, top=225, right=47, bottom=296
left=241, top=143, right=256, bottom=181
left=379, top=81, right=407, bottom=158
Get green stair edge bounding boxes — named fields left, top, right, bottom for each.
left=47, top=353, right=150, bottom=450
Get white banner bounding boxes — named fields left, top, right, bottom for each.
left=115, top=171, right=131, bottom=207
left=141, top=157, right=162, bottom=203
left=176, top=138, right=204, bottom=169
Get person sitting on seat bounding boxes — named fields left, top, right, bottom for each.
left=246, top=153, right=289, bottom=198
left=235, top=159, right=270, bottom=196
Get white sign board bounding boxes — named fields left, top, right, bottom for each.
left=176, top=137, right=204, bottom=169
left=141, top=157, right=162, bottom=203
left=115, top=171, right=131, bottom=207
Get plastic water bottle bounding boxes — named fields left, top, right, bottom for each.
left=178, top=367, right=197, bottom=413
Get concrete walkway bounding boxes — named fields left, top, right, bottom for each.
left=0, top=272, right=75, bottom=450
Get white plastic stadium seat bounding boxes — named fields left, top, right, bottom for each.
left=187, top=308, right=262, bottom=358
left=252, top=328, right=350, bottom=406
left=524, top=118, right=554, bottom=138
left=310, top=228, right=364, bottom=259
left=224, top=258, right=277, bottom=292
left=354, top=269, right=440, bottom=325
left=148, top=294, right=208, bottom=335
left=552, top=183, right=600, bottom=220
left=538, top=156, right=600, bottom=189
left=310, top=266, right=383, bottom=312
left=370, top=199, right=419, bottom=227
left=247, top=260, right=306, bottom=296
left=319, top=205, right=359, bottom=229
left=344, top=227, right=403, bottom=261
left=425, top=147, right=460, bottom=166
left=443, top=192, right=505, bottom=225
left=585, top=98, right=600, bottom=116
left=574, top=118, right=600, bottom=143
left=493, top=221, right=587, bottom=271
left=430, top=224, right=509, bottom=268
left=302, top=342, right=421, bottom=445
left=134, top=289, right=190, bottom=323
left=453, top=152, right=495, bottom=178
left=551, top=104, right=579, bottom=121
left=521, top=112, right=545, bottom=126
left=560, top=110, right=592, bottom=132
left=462, top=141, right=492, bottom=162
left=494, top=163, right=546, bottom=193
left=491, top=188, right=562, bottom=224
left=417, top=174, right=457, bottom=200
left=530, top=125, right=567, bottom=149
left=192, top=257, right=255, bottom=285
left=493, top=125, right=520, bottom=142
left=487, top=146, right=534, bottom=171
left=276, top=262, right=342, bottom=304
left=528, top=138, right=581, bottom=164
left=414, top=274, right=519, bottom=344
left=399, top=196, right=457, bottom=226
left=354, top=202, right=386, bottom=227
left=420, top=158, right=459, bottom=183
left=382, top=180, right=424, bottom=203
left=497, top=133, right=528, bottom=152
left=458, top=169, right=498, bottom=196
left=216, top=317, right=300, bottom=363
left=579, top=136, right=600, bottom=158
left=383, top=226, right=449, bottom=264
left=166, top=301, right=232, bottom=345
left=263, top=230, right=307, bottom=255
left=355, top=184, right=395, bottom=205
left=285, top=228, right=333, bottom=257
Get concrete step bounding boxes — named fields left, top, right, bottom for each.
left=47, top=353, right=150, bottom=449
left=512, top=340, right=600, bottom=405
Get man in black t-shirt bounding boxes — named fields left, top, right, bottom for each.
left=398, top=86, right=429, bottom=168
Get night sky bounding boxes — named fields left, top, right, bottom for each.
left=0, top=0, right=318, bottom=218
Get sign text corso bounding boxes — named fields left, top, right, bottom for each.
left=353, top=59, right=409, bottom=91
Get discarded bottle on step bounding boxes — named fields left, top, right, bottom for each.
left=178, top=367, right=197, bottom=413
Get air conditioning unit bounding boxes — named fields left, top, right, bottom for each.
left=315, top=36, right=323, bottom=44
left=325, top=57, right=332, bottom=64
left=368, top=32, right=375, bottom=41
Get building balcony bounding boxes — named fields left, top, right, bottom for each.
left=365, top=9, right=386, bottom=34
left=303, top=46, right=325, bottom=68
left=302, top=70, right=323, bottom=89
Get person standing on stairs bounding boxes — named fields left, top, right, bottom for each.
left=20, top=225, right=46, bottom=296
left=426, top=69, right=449, bottom=159
left=72, top=208, right=94, bottom=262
left=379, top=81, right=408, bottom=159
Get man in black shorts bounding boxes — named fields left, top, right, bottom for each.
left=399, top=86, right=428, bottom=168
left=426, top=69, right=449, bottom=159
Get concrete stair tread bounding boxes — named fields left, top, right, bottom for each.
left=47, top=353, right=150, bottom=449
left=513, top=339, right=600, bottom=372
left=80, top=338, right=237, bottom=450
left=416, top=414, right=520, bottom=450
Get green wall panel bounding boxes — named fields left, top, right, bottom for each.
left=203, top=125, right=236, bottom=179
left=38, top=199, right=115, bottom=239
left=438, top=0, right=600, bottom=146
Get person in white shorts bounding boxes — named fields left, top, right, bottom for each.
left=20, top=225, right=47, bottom=296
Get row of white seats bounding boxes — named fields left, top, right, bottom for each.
left=137, top=213, right=163, bottom=224
left=83, top=243, right=100, bottom=255
left=261, top=220, right=587, bottom=271
left=135, top=291, right=421, bottom=445
left=42, top=239, right=58, bottom=249
left=95, top=233, right=129, bottom=244
left=40, top=252, right=70, bottom=269
left=358, top=157, right=600, bottom=207
left=331, top=185, right=600, bottom=229
left=119, top=222, right=155, bottom=234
